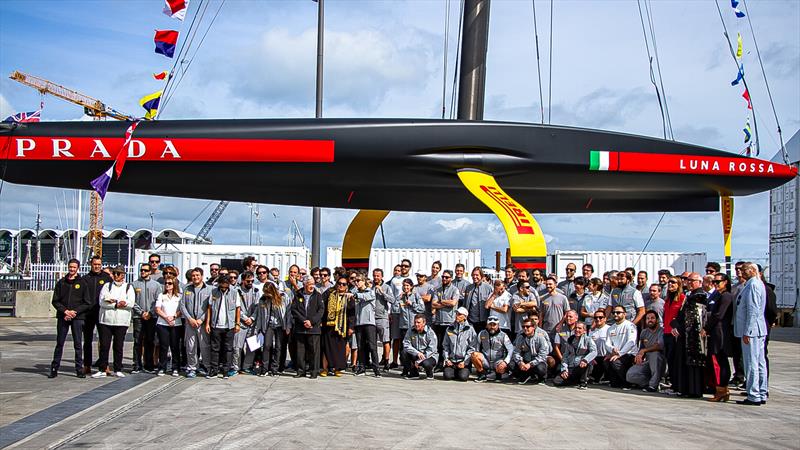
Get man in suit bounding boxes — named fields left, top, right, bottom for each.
left=291, top=276, right=325, bottom=379
left=734, top=262, right=769, bottom=406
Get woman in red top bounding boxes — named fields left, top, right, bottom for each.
left=663, top=276, right=684, bottom=391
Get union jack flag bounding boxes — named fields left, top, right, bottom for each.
left=3, top=110, right=41, bottom=123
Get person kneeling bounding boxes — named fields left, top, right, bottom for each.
left=471, top=316, right=514, bottom=382
left=402, top=314, right=438, bottom=380
left=512, top=314, right=551, bottom=385
left=442, top=307, right=477, bottom=381
left=625, top=310, right=665, bottom=392
left=553, top=322, right=596, bottom=390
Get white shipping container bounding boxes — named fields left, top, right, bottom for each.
left=769, top=237, right=798, bottom=309
left=326, top=247, right=481, bottom=274
left=549, top=250, right=707, bottom=287
left=134, top=244, right=309, bottom=278
left=770, top=174, right=798, bottom=238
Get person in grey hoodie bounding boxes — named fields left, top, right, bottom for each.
left=402, top=314, right=438, bottom=380
left=180, top=268, right=212, bottom=378
left=442, top=307, right=477, bottom=381
left=372, top=268, right=394, bottom=370
left=553, top=321, right=597, bottom=389
left=204, top=276, right=241, bottom=379
left=471, top=316, right=514, bottom=382
left=512, top=313, right=551, bottom=385
left=232, top=271, right=260, bottom=373
left=131, top=263, right=161, bottom=373
left=350, top=274, right=380, bottom=377
left=432, top=269, right=460, bottom=370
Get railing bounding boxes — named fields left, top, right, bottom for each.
left=28, top=263, right=136, bottom=291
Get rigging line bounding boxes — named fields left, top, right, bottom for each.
left=547, top=0, right=553, bottom=124
left=449, top=0, right=465, bottom=120
left=531, top=0, right=545, bottom=124
left=741, top=0, right=789, bottom=165
left=160, top=0, right=208, bottom=112
left=441, top=0, right=450, bottom=119
left=713, top=0, right=761, bottom=156
left=637, top=0, right=668, bottom=140
left=182, top=200, right=215, bottom=232
left=634, top=212, right=667, bottom=269
left=644, top=0, right=674, bottom=140
left=161, top=0, right=213, bottom=113
left=162, top=0, right=227, bottom=114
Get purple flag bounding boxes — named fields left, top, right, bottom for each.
left=90, top=165, right=114, bottom=200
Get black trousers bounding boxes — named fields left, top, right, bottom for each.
left=132, top=318, right=157, bottom=370
left=553, top=365, right=591, bottom=386
left=591, top=356, right=606, bottom=382
left=443, top=365, right=470, bottom=381
left=513, top=361, right=547, bottom=382
left=604, top=354, right=635, bottom=388
left=82, top=308, right=99, bottom=369
left=470, top=321, right=486, bottom=335
left=156, top=324, right=181, bottom=372
left=432, top=324, right=448, bottom=366
left=730, top=333, right=745, bottom=382
left=52, top=317, right=84, bottom=372
left=664, top=334, right=676, bottom=384
left=356, top=324, right=379, bottom=370
left=210, top=328, right=235, bottom=373
left=295, top=333, right=321, bottom=375
left=402, top=353, right=435, bottom=377
left=98, top=324, right=127, bottom=373
left=244, top=327, right=284, bottom=372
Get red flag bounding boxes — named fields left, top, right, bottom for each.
left=114, top=121, right=141, bottom=179
left=163, top=0, right=188, bottom=20
left=742, top=88, right=752, bottom=110
left=154, top=30, right=179, bottom=58
left=153, top=71, right=169, bottom=80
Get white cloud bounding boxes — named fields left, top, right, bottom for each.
left=0, top=93, right=14, bottom=118
left=435, top=217, right=473, bottom=231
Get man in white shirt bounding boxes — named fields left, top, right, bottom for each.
left=603, top=306, right=638, bottom=388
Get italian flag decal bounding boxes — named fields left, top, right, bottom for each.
left=589, top=150, right=797, bottom=178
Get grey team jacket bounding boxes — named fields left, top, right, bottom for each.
left=476, top=329, right=515, bottom=365
left=512, top=328, right=551, bottom=366
left=442, top=320, right=477, bottom=363
left=403, top=325, right=438, bottom=361
left=180, top=282, right=212, bottom=323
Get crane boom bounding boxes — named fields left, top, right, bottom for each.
left=9, top=71, right=135, bottom=121
left=194, top=201, right=230, bottom=244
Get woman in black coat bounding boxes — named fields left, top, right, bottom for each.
left=705, top=274, right=733, bottom=402
left=670, top=286, right=707, bottom=398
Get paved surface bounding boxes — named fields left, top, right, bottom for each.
left=1, top=318, right=799, bottom=449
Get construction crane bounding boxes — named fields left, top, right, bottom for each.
left=8, top=70, right=137, bottom=258
left=194, top=201, right=230, bottom=244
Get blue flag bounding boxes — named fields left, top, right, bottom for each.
left=731, top=0, right=745, bottom=17
left=731, top=63, right=744, bottom=86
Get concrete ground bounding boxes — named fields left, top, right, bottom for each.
left=0, top=318, right=798, bottom=449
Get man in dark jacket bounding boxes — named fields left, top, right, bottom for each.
left=50, top=259, right=93, bottom=378
left=291, top=276, right=325, bottom=379
left=80, top=255, right=112, bottom=375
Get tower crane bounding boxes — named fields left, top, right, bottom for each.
left=8, top=70, right=137, bottom=259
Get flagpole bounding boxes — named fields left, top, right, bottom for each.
left=311, top=0, right=324, bottom=267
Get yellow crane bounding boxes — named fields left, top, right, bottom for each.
left=8, top=70, right=136, bottom=259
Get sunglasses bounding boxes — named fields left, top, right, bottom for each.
left=613, top=311, right=625, bottom=315
left=140, top=269, right=150, bottom=272
left=337, top=282, right=348, bottom=286
left=149, top=261, right=160, bottom=264
left=401, top=264, right=411, bottom=268
left=714, top=279, right=725, bottom=284
left=522, top=325, right=534, bottom=329
left=165, top=282, right=174, bottom=285
left=520, top=285, right=530, bottom=289
left=594, top=316, right=605, bottom=319
left=566, top=268, right=575, bottom=272
left=441, top=275, right=452, bottom=279
left=322, top=274, right=330, bottom=277
left=257, top=271, right=267, bottom=275
left=668, top=280, right=679, bottom=284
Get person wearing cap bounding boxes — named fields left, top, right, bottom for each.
left=92, top=265, right=134, bottom=378
left=413, top=271, right=433, bottom=323
left=204, top=275, right=241, bottom=379
left=431, top=269, right=460, bottom=370
left=512, top=313, right=551, bottom=385
left=402, top=314, right=438, bottom=380
left=471, top=315, right=514, bottom=382
left=462, top=267, right=493, bottom=334
left=553, top=321, right=597, bottom=389
left=441, top=307, right=477, bottom=381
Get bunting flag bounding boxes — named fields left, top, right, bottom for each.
left=90, top=165, right=114, bottom=200
left=154, top=30, right=179, bottom=58
left=3, top=110, right=41, bottom=123
left=153, top=70, right=169, bottom=80
left=731, top=63, right=744, bottom=86
left=114, top=121, right=141, bottom=179
left=743, top=119, right=752, bottom=143
left=736, top=33, right=743, bottom=59
left=744, top=146, right=752, bottom=157
left=742, top=88, right=752, bottom=109
left=163, top=0, right=189, bottom=20
left=139, top=90, right=163, bottom=120
left=731, top=0, right=746, bottom=18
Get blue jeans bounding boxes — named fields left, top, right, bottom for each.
left=741, top=335, right=768, bottom=402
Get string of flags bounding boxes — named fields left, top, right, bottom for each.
left=728, top=0, right=755, bottom=156
left=90, top=0, right=189, bottom=199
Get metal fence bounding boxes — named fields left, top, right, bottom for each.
left=28, top=263, right=136, bottom=291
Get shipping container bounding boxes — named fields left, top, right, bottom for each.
left=326, top=247, right=481, bottom=274
left=134, top=244, right=309, bottom=278
left=769, top=237, right=798, bottom=309
left=548, top=250, right=707, bottom=287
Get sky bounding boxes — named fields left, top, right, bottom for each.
left=0, top=0, right=798, bottom=268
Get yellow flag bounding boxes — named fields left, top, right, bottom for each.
left=736, top=33, right=743, bottom=59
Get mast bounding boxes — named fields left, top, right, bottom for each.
left=311, top=0, right=324, bottom=267
left=457, top=0, right=491, bottom=120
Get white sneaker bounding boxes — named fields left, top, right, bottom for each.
left=171, top=370, right=179, bottom=377
left=114, top=371, right=126, bottom=378
left=91, top=371, right=107, bottom=378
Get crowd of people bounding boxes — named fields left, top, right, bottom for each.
left=48, top=254, right=778, bottom=405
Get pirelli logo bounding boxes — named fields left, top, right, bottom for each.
left=480, top=185, right=535, bottom=235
